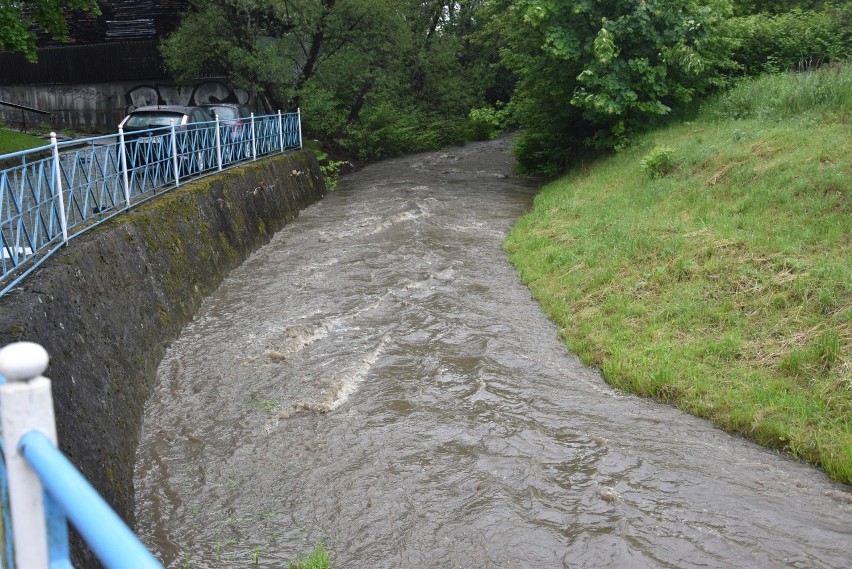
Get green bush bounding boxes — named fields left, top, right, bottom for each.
left=464, top=104, right=508, bottom=141
left=342, top=103, right=464, bottom=160
left=724, top=5, right=852, bottom=76
left=640, top=145, right=677, bottom=179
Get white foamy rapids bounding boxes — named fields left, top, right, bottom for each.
left=293, top=334, right=390, bottom=414
left=317, top=207, right=430, bottom=242
left=265, top=322, right=331, bottom=361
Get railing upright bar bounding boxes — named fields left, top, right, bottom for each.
left=20, top=431, right=163, bottom=569
left=0, top=342, right=164, bottom=569
left=0, top=342, right=56, bottom=568
left=298, top=108, right=303, bottom=149
left=251, top=113, right=257, bottom=161
left=119, top=126, right=131, bottom=209
left=170, top=120, right=180, bottom=188
left=215, top=116, right=223, bottom=172
left=50, top=133, right=68, bottom=245
left=278, top=110, right=284, bottom=153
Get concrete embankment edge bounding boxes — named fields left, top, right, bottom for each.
left=0, top=151, right=326, bottom=565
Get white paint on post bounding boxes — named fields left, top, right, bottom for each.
left=0, top=342, right=56, bottom=569
left=215, top=116, right=223, bottom=172
left=297, top=108, right=303, bottom=149
left=251, top=113, right=257, bottom=161
left=170, top=120, right=180, bottom=187
left=278, top=110, right=284, bottom=153
left=118, top=126, right=131, bottom=209
left=50, top=133, right=69, bottom=244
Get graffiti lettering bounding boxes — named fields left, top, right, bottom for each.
left=47, top=86, right=114, bottom=103
left=124, top=81, right=249, bottom=113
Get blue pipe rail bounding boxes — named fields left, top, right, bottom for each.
left=0, top=341, right=164, bottom=568
left=20, top=431, right=162, bottom=569
left=0, top=110, right=302, bottom=298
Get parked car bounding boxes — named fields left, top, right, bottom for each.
left=118, top=105, right=215, bottom=174
left=200, top=103, right=255, bottom=128
left=201, top=103, right=256, bottom=160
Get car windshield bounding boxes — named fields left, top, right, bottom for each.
left=124, top=112, right=186, bottom=129
left=208, top=107, right=239, bottom=120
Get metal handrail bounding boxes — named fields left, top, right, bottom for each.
left=0, top=110, right=302, bottom=298
left=0, top=342, right=163, bottom=568
left=20, top=431, right=162, bottom=569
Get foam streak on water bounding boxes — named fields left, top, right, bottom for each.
left=135, top=140, right=852, bottom=569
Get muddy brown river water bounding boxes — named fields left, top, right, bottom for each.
left=135, top=139, right=852, bottom=568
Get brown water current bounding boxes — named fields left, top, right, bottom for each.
left=135, top=139, right=852, bottom=568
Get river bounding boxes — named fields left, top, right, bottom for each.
left=135, top=138, right=852, bottom=568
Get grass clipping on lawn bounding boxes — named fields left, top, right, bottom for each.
left=505, top=65, right=851, bottom=484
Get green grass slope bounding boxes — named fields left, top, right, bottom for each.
left=505, top=64, right=851, bottom=483
left=0, top=128, right=48, bottom=155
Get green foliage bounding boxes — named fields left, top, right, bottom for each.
left=487, top=0, right=734, bottom=174
left=342, top=102, right=464, bottom=160
left=464, top=103, right=508, bottom=141
left=289, top=543, right=331, bottom=569
left=640, top=145, right=677, bottom=179
left=723, top=4, right=852, bottom=75
left=162, top=1, right=498, bottom=160
left=0, top=0, right=99, bottom=62
left=708, top=61, right=852, bottom=119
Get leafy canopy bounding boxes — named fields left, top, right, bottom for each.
left=0, top=0, right=100, bottom=62
left=487, top=0, right=733, bottom=174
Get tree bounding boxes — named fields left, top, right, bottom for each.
left=160, top=0, right=401, bottom=112
left=162, top=0, right=498, bottom=159
left=0, top=0, right=100, bottom=62
left=486, top=0, right=733, bottom=174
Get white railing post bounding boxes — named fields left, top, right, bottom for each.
left=215, top=116, right=223, bottom=172
left=170, top=120, right=180, bottom=187
left=0, top=342, right=56, bottom=568
left=50, top=133, right=69, bottom=244
left=278, top=110, right=284, bottom=153
left=118, top=126, right=131, bottom=209
left=297, top=108, right=303, bottom=149
left=250, top=113, right=257, bottom=161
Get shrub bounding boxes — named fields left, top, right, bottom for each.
left=640, top=145, right=677, bottom=179
left=464, top=104, right=508, bottom=141
left=723, top=5, right=852, bottom=76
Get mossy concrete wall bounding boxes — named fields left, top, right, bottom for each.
left=0, top=151, right=326, bottom=566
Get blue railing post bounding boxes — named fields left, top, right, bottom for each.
left=215, top=116, right=223, bottom=172
left=278, top=110, right=284, bottom=154
left=298, top=108, right=303, bottom=149
left=118, top=125, right=131, bottom=210
left=49, top=134, right=68, bottom=245
left=0, top=342, right=163, bottom=569
left=170, top=120, right=180, bottom=188
left=251, top=113, right=257, bottom=161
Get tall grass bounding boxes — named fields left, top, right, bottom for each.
left=506, top=65, right=852, bottom=483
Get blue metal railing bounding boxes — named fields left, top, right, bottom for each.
left=0, top=342, right=163, bottom=568
left=0, top=110, right=302, bottom=298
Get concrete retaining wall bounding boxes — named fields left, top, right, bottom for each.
left=1, top=79, right=255, bottom=132
left=0, top=151, right=326, bottom=566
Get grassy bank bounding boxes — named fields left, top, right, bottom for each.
left=505, top=65, right=851, bottom=483
left=0, top=127, right=48, bottom=155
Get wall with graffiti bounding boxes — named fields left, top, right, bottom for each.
left=0, top=80, right=254, bottom=133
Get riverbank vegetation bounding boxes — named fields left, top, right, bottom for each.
left=504, top=65, right=851, bottom=483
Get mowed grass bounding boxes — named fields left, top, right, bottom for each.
left=505, top=64, right=851, bottom=484
left=0, top=127, right=48, bottom=155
